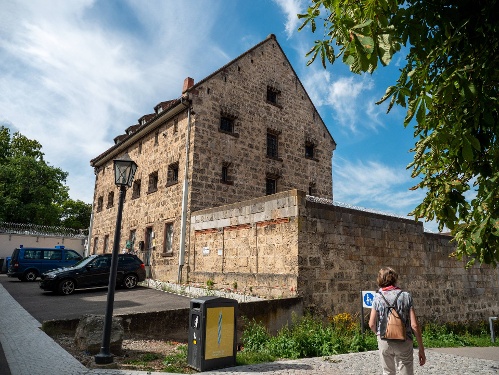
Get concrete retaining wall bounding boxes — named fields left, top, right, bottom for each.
left=41, top=297, right=303, bottom=343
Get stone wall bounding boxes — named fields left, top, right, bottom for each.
left=188, top=189, right=499, bottom=324
left=189, top=191, right=300, bottom=298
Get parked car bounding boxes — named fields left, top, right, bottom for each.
left=7, top=246, right=83, bottom=281
left=39, top=253, right=146, bottom=295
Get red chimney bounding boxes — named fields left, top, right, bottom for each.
left=182, top=77, right=194, bottom=93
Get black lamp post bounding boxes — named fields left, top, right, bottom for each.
left=95, top=153, right=137, bottom=365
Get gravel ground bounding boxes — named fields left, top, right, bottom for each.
left=51, top=334, right=194, bottom=372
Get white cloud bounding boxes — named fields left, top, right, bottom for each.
left=0, top=0, right=224, bottom=203
left=333, top=157, right=422, bottom=214
left=302, top=71, right=385, bottom=134
left=273, top=0, right=305, bottom=39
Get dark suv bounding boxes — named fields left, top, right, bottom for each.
left=39, top=254, right=146, bottom=295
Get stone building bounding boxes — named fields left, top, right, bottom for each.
left=89, top=34, right=499, bottom=322
left=89, top=34, right=336, bottom=282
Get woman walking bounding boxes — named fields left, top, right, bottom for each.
left=369, top=267, right=426, bottom=374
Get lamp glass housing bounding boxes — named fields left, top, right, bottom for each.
left=113, top=154, right=137, bottom=187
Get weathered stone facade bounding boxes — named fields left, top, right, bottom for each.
left=190, top=190, right=499, bottom=323
left=89, top=34, right=499, bottom=324
left=89, top=35, right=336, bottom=282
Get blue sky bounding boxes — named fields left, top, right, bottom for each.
left=0, top=0, right=434, bottom=230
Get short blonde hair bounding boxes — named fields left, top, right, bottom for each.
left=377, top=267, right=398, bottom=288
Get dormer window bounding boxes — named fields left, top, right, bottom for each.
left=157, top=106, right=163, bottom=114
left=141, top=118, right=147, bottom=125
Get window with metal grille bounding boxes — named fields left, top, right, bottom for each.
left=167, top=163, right=179, bottom=185
left=267, top=133, right=278, bottom=158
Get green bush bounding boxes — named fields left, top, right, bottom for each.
left=238, top=314, right=378, bottom=364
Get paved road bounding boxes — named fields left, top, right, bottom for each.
left=0, top=274, right=191, bottom=322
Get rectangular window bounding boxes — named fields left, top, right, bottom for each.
left=305, top=143, right=315, bottom=159
left=154, top=131, right=159, bottom=145
left=44, top=250, right=62, bottom=260
left=267, top=133, right=278, bottom=158
left=144, top=227, right=153, bottom=266
left=167, top=163, right=179, bottom=185
left=267, top=86, right=280, bottom=104
left=266, top=178, right=277, bottom=195
left=163, top=222, right=174, bottom=256
left=222, top=166, right=229, bottom=182
left=220, top=116, right=234, bottom=133
left=107, top=191, right=114, bottom=208
left=96, top=196, right=103, bottom=212
left=127, top=229, right=136, bottom=252
left=24, top=249, right=43, bottom=259
left=148, top=171, right=158, bottom=193
left=103, top=235, right=109, bottom=253
left=93, top=237, right=99, bottom=255
left=132, top=179, right=141, bottom=199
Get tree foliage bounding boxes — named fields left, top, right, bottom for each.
left=0, top=126, right=91, bottom=229
left=299, top=0, right=499, bottom=266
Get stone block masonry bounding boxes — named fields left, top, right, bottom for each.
left=189, top=189, right=499, bottom=324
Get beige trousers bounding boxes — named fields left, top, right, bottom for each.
left=377, top=337, right=414, bottom=375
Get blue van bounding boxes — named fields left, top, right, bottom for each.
left=7, top=245, right=83, bottom=281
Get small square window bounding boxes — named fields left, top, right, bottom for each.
left=132, top=179, right=141, bottom=199
left=148, top=171, right=158, bottom=193
left=266, top=178, right=277, bottom=195
left=167, top=163, right=179, bottom=186
left=220, top=116, right=234, bottom=133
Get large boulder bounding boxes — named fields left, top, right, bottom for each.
left=74, top=315, right=124, bottom=355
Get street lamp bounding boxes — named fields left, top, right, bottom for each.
left=95, top=153, right=137, bottom=365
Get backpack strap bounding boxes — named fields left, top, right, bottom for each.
left=378, top=290, right=403, bottom=307
left=377, top=290, right=406, bottom=325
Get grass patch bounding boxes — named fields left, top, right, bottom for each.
left=124, top=352, right=162, bottom=371
left=162, top=344, right=193, bottom=373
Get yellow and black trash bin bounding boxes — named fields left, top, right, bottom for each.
left=187, top=296, right=238, bottom=371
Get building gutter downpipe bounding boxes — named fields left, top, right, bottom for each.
left=178, top=97, right=191, bottom=283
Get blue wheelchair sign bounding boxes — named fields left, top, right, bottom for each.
left=362, top=291, right=375, bottom=308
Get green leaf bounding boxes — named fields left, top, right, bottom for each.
left=462, top=137, right=474, bottom=163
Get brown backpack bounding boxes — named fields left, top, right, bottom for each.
left=377, top=290, right=406, bottom=341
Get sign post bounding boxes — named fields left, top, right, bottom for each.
left=360, top=291, right=375, bottom=334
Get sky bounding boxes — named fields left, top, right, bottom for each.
left=0, top=0, right=436, bottom=231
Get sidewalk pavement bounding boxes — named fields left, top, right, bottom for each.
left=1, top=283, right=498, bottom=375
